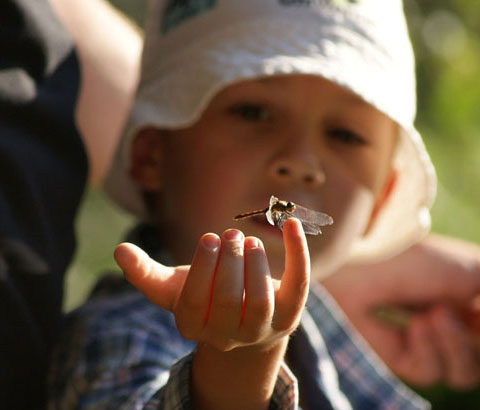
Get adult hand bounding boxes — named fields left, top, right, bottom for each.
left=322, top=234, right=480, bottom=390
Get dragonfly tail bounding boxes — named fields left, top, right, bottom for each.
left=233, top=208, right=268, bottom=221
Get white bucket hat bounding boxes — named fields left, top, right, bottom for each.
left=105, top=0, right=437, bottom=262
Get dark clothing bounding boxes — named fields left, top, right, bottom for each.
left=0, top=0, right=87, bottom=408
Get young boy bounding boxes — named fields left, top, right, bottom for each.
left=49, top=0, right=480, bottom=409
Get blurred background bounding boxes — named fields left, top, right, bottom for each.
left=64, top=0, right=480, bottom=408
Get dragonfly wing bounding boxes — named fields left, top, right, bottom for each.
left=279, top=212, right=322, bottom=235
left=269, top=195, right=279, bottom=208
left=300, top=220, right=323, bottom=235
left=291, top=204, right=334, bottom=226
left=265, top=208, right=275, bottom=226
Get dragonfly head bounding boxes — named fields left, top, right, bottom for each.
left=286, top=201, right=295, bottom=212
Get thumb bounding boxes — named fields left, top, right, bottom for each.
left=114, top=242, right=189, bottom=311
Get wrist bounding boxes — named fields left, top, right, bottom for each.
left=192, top=337, right=289, bottom=410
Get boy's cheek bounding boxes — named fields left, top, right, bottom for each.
left=310, top=188, right=375, bottom=279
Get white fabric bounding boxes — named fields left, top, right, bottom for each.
left=105, top=0, right=437, bottom=262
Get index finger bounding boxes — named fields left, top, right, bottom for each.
left=273, top=218, right=310, bottom=331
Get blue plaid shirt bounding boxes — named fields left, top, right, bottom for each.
left=48, top=279, right=430, bottom=410
left=48, top=225, right=430, bottom=409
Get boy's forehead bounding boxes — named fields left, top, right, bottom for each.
left=215, top=75, right=370, bottom=106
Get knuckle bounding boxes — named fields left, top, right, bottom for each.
left=296, top=276, right=310, bottom=296
left=238, top=322, right=268, bottom=344
left=394, top=356, right=444, bottom=387
left=411, top=370, right=441, bottom=387
left=447, top=373, right=480, bottom=390
left=238, top=331, right=262, bottom=344
left=213, top=293, right=241, bottom=311
left=406, top=375, right=436, bottom=388
left=247, top=297, right=273, bottom=321
left=272, top=316, right=300, bottom=334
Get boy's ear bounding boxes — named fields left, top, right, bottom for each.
left=129, top=127, right=164, bottom=191
left=364, top=169, right=398, bottom=235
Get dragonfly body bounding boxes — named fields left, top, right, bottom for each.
left=234, top=195, right=333, bottom=235
left=233, top=207, right=269, bottom=220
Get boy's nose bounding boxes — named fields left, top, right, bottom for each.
left=269, top=155, right=326, bottom=188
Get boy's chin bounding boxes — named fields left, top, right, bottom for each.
left=311, top=252, right=351, bottom=282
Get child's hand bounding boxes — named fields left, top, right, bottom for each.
left=115, top=218, right=309, bottom=409
left=114, top=217, right=310, bottom=350
left=322, top=234, right=480, bottom=390
left=175, top=218, right=310, bottom=351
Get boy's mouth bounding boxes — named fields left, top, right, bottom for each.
left=245, top=214, right=283, bottom=237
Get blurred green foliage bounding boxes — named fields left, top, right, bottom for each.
left=66, top=1, right=480, bottom=408
left=405, top=0, right=480, bottom=249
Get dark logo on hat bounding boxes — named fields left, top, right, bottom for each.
left=162, top=0, right=216, bottom=34
left=279, top=0, right=361, bottom=5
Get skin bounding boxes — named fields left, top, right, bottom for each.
left=119, top=75, right=398, bottom=410
left=322, top=234, right=480, bottom=390
left=49, top=0, right=141, bottom=185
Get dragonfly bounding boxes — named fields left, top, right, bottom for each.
left=234, top=195, right=333, bottom=235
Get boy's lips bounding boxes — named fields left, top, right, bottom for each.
left=242, top=214, right=284, bottom=237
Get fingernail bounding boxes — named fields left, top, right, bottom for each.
left=202, top=233, right=220, bottom=250
left=244, top=237, right=261, bottom=249
left=224, top=229, right=244, bottom=241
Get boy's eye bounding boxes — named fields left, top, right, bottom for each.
left=328, top=128, right=367, bottom=146
left=229, top=103, right=270, bottom=121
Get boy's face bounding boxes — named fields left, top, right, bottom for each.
left=133, top=75, right=397, bottom=279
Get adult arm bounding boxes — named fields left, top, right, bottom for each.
left=49, top=0, right=142, bottom=185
